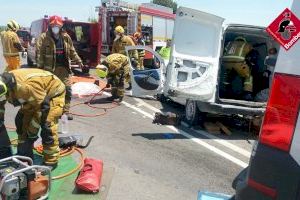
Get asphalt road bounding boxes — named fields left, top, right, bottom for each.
left=0, top=43, right=254, bottom=199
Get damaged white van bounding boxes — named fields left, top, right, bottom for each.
left=126, top=7, right=279, bottom=125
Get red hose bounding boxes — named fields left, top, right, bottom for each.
left=70, top=86, right=119, bottom=117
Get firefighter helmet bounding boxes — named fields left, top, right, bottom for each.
left=49, top=15, right=63, bottom=27
left=115, top=26, right=125, bottom=34
left=7, top=20, right=20, bottom=32
left=96, top=64, right=108, bottom=79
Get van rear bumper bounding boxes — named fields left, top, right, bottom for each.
left=234, top=143, right=300, bottom=199
left=196, top=101, right=265, bottom=116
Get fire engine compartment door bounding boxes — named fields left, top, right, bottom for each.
left=167, top=7, right=224, bottom=102
left=126, top=46, right=164, bottom=98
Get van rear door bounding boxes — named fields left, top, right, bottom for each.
left=166, top=7, right=224, bottom=102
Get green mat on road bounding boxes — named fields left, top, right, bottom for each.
left=8, top=131, right=110, bottom=200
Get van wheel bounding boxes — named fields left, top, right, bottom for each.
left=27, top=57, right=33, bottom=66
left=185, top=100, right=200, bottom=125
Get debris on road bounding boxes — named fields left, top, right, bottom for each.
left=153, top=112, right=182, bottom=126
left=204, top=122, right=221, bottom=134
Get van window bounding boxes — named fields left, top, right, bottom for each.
left=174, top=20, right=220, bottom=58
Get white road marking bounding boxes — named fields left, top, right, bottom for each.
left=133, top=97, right=251, bottom=158
left=121, top=100, right=248, bottom=168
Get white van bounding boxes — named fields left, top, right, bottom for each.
left=126, top=7, right=278, bottom=125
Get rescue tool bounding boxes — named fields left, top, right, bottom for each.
left=0, top=156, right=51, bottom=200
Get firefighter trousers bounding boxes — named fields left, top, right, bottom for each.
left=222, top=61, right=253, bottom=92
left=54, top=66, right=72, bottom=113
left=110, top=68, right=129, bottom=98
left=137, top=56, right=144, bottom=70
left=4, top=56, right=21, bottom=71
left=16, top=92, right=65, bottom=165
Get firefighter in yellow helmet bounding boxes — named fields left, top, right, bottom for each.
left=0, top=68, right=65, bottom=168
left=112, top=26, right=137, bottom=57
left=36, top=15, right=83, bottom=120
left=222, top=36, right=254, bottom=100
left=112, top=26, right=138, bottom=90
left=0, top=20, right=26, bottom=71
left=96, top=53, right=135, bottom=102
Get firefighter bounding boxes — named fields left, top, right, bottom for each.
left=222, top=36, right=254, bottom=100
left=96, top=53, right=135, bottom=102
left=36, top=15, right=83, bottom=120
left=112, top=26, right=138, bottom=59
left=0, top=20, right=26, bottom=71
left=0, top=68, right=66, bottom=168
left=159, top=39, right=172, bottom=60
left=112, top=25, right=138, bottom=90
left=133, top=32, right=146, bottom=70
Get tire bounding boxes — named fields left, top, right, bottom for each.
left=27, top=56, right=34, bottom=67
left=185, top=100, right=200, bottom=126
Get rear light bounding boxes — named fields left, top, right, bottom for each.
left=260, top=73, right=300, bottom=152
left=248, top=178, right=277, bottom=199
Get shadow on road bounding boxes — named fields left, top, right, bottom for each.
left=132, top=133, right=188, bottom=140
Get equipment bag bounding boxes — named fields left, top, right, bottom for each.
left=75, top=158, right=103, bottom=193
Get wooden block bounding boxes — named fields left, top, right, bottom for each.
left=216, top=121, right=232, bottom=136
left=204, top=122, right=221, bottom=134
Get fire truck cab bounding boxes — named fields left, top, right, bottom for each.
left=98, top=0, right=175, bottom=60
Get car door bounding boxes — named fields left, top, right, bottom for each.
left=165, top=7, right=224, bottom=102
left=125, top=45, right=164, bottom=98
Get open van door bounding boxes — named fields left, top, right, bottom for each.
left=166, top=7, right=224, bottom=102
left=125, top=46, right=164, bottom=98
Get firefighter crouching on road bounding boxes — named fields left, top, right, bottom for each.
left=133, top=32, right=146, bottom=70
left=0, top=20, right=26, bottom=71
left=221, top=36, right=254, bottom=101
left=96, top=53, right=135, bottom=103
left=0, top=68, right=66, bottom=168
left=36, top=15, right=83, bottom=120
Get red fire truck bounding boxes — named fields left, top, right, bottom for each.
left=97, top=0, right=175, bottom=56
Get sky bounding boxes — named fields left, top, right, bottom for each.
left=0, top=0, right=293, bottom=27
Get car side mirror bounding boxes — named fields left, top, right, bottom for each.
left=264, top=56, right=277, bottom=67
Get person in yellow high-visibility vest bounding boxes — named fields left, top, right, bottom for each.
left=159, top=39, right=172, bottom=60
left=0, top=20, right=26, bottom=71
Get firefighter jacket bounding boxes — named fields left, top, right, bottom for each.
left=0, top=30, right=23, bottom=57
left=36, top=31, right=82, bottom=72
left=105, top=53, right=129, bottom=74
left=112, top=35, right=138, bottom=60
left=0, top=69, right=65, bottom=135
left=223, top=40, right=253, bottom=62
left=137, top=39, right=146, bottom=57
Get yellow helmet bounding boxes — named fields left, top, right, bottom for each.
left=0, top=78, right=7, bottom=101
left=115, top=26, right=124, bottom=34
left=95, top=64, right=108, bottom=79
left=7, top=20, right=20, bottom=31
left=235, top=36, right=247, bottom=42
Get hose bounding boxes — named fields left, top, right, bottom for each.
left=69, top=86, right=119, bottom=118
left=52, top=147, right=85, bottom=180
left=34, top=145, right=85, bottom=180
